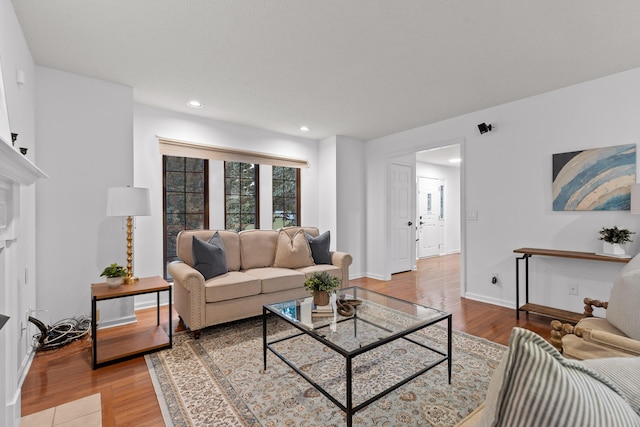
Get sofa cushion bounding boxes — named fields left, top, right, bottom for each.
left=192, top=233, right=228, bottom=280
left=204, top=271, right=261, bottom=303
left=607, top=267, right=640, bottom=340
left=243, top=267, right=306, bottom=293
left=306, top=230, right=331, bottom=265
left=239, top=229, right=278, bottom=270
left=296, top=264, right=342, bottom=280
left=273, top=228, right=315, bottom=268
left=478, top=327, right=640, bottom=427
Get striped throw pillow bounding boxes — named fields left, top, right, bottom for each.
left=480, top=328, right=640, bottom=427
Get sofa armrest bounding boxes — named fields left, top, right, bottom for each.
left=167, top=261, right=207, bottom=333
left=583, top=297, right=608, bottom=317
left=550, top=319, right=640, bottom=357
left=582, top=329, right=640, bottom=356
left=330, top=251, right=353, bottom=288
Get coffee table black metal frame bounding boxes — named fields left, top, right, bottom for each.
left=263, top=286, right=451, bottom=427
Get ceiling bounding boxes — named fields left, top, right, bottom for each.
left=417, top=144, right=460, bottom=168
left=11, top=1, right=640, bottom=141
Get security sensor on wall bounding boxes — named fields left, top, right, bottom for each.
left=478, top=123, right=493, bottom=134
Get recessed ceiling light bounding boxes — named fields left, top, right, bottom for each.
left=187, top=100, right=203, bottom=108
left=449, top=158, right=462, bottom=163
left=299, top=126, right=310, bottom=132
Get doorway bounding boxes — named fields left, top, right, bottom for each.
left=418, top=177, right=445, bottom=258
left=387, top=142, right=462, bottom=285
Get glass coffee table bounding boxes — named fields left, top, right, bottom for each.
left=263, top=286, right=451, bottom=427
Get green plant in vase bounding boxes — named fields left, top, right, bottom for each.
left=100, top=263, right=128, bottom=288
left=304, top=271, right=340, bottom=306
left=598, top=226, right=634, bottom=256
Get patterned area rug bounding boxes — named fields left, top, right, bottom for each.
left=146, top=316, right=505, bottom=426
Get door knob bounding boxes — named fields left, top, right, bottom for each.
left=408, top=221, right=413, bottom=226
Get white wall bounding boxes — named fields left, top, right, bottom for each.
left=367, top=68, right=640, bottom=313
left=416, top=161, right=461, bottom=254
left=132, top=105, right=321, bottom=299
left=36, top=67, right=134, bottom=324
left=318, top=136, right=337, bottom=247
left=336, top=136, right=366, bottom=278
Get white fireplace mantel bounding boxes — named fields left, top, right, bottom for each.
left=0, top=142, right=47, bottom=185
left=1, top=139, right=46, bottom=427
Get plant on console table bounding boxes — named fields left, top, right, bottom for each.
left=100, top=263, right=128, bottom=288
left=304, top=271, right=340, bottom=306
left=598, top=226, right=634, bottom=256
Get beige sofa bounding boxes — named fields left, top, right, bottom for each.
left=168, top=227, right=352, bottom=338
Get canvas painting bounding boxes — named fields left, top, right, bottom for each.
left=552, top=144, right=636, bottom=211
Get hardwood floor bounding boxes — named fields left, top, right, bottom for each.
left=21, top=254, right=553, bottom=425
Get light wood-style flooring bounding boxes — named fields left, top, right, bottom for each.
left=21, top=254, right=553, bottom=425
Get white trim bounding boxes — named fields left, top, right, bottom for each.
left=158, top=136, right=309, bottom=168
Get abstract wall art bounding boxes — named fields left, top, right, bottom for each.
left=552, top=144, right=636, bottom=211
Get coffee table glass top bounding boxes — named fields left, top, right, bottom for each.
left=265, top=286, right=449, bottom=353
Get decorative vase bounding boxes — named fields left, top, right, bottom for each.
left=106, top=277, right=124, bottom=288
left=313, top=290, right=330, bottom=306
left=602, top=242, right=626, bottom=256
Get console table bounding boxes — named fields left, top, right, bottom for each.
left=91, top=276, right=172, bottom=369
left=513, top=248, right=630, bottom=323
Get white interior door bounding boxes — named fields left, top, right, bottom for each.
left=389, top=163, right=414, bottom=274
left=418, top=177, right=444, bottom=258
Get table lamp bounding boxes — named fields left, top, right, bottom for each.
left=107, top=186, right=151, bottom=284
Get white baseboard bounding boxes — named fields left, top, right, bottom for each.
left=463, top=292, right=514, bottom=310
left=97, top=314, right=137, bottom=330
left=364, top=272, right=386, bottom=281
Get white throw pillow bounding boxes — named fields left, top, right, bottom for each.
left=607, top=268, right=640, bottom=340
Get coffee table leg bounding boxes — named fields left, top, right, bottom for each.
left=262, top=307, right=267, bottom=371
left=346, top=356, right=353, bottom=427
left=448, top=315, right=452, bottom=384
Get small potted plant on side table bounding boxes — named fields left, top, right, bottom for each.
left=304, top=271, right=341, bottom=306
left=100, top=263, right=128, bottom=288
left=598, top=226, right=634, bottom=256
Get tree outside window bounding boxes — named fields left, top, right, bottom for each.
left=163, top=156, right=208, bottom=279
left=225, top=162, right=258, bottom=231
left=272, top=166, right=299, bottom=229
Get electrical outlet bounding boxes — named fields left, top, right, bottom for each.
left=490, top=273, right=499, bottom=285
left=569, top=283, right=579, bottom=295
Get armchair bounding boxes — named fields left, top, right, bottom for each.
left=550, top=253, right=640, bottom=360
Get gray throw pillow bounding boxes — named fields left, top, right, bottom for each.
left=306, top=231, right=331, bottom=265
left=192, top=232, right=228, bottom=280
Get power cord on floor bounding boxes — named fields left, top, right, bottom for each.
left=28, top=314, right=91, bottom=351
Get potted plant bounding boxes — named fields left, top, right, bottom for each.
left=100, top=263, right=128, bottom=288
left=304, top=271, right=341, bottom=306
left=598, top=226, right=634, bottom=256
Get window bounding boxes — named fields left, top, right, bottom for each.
left=272, top=166, right=300, bottom=229
left=163, top=156, right=208, bottom=279
left=225, top=162, right=259, bottom=231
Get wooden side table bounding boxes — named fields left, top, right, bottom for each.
left=91, top=276, right=172, bottom=369
left=513, top=248, right=629, bottom=322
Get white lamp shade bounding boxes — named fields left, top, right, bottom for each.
left=106, top=187, right=151, bottom=217
left=631, top=184, right=640, bottom=215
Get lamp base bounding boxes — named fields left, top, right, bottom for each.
left=124, top=276, right=139, bottom=284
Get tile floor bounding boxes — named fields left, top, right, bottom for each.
left=20, top=393, right=101, bottom=427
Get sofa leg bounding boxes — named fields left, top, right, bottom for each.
left=193, top=330, right=201, bottom=340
